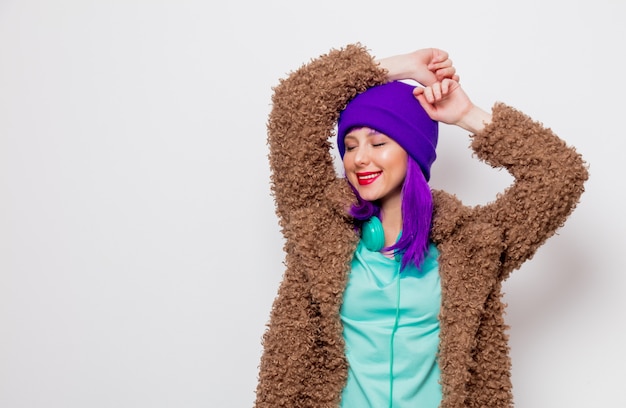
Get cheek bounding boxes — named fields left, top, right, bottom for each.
left=380, top=149, right=407, bottom=167
left=342, top=163, right=351, bottom=181
left=342, top=155, right=352, bottom=172
left=378, top=150, right=393, bottom=162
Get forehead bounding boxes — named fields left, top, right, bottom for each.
left=345, top=127, right=385, bottom=138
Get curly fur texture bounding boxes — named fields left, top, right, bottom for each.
left=255, top=44, right=588, bottom=408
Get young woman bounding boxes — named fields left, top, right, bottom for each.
left=255, top=44, right=588, bottom=408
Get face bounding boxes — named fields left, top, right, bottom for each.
left=342, top=127, right=408, bottom=206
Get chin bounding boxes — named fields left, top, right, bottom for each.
left=356, top=190, right=381, bottom=203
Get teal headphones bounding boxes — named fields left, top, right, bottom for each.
left=362, top=216, right=386, bottom=252
left=362, top=217, right=402, bottom=261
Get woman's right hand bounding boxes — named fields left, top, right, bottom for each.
left=377, top=48, right=459, bottom=86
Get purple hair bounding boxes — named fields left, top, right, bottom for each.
left=348, top=156, right=433, bottom=271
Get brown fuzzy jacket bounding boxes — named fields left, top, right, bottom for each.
left=255, top=44, right=588, bottom=407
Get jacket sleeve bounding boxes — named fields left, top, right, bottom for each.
left=266, top=43, right=387, bottom=229
left=471, top=103, right=589, bottom=279
left=256, top=44, right=387, bottom=407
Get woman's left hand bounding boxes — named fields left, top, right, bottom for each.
left=414, top=79, right=492, bottom=133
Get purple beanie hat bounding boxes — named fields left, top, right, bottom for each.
left=337, top=81, right=438, bottom=180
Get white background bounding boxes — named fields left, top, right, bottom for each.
left=1, top=1, right=624, bottom=407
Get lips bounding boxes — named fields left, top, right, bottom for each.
left=356, top=171, right=381, bottom=186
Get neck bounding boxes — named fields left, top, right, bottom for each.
left=380, top=195, right=402, bottom=248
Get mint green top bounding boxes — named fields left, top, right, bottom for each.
left=340, top=241, right=442, bottom=407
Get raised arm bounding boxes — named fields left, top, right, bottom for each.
left=471, top=104, right=588, bottom=277
left=267, top=44, right=386, bottom=225
left=416, top=79, right=589, bottom=277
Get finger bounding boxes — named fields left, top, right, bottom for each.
left=414, top=93, right=437, bottom=118
left=435, top=66, right=456, bottom=81
left=432, top=48, right=449, bottom=63
left=429, top=58, right=452, bottom=71
left=431, top=58, right=452, bottom=67
left=441, top=79, right=449, bottom=95
left=431, top=82, right=442, bottom=101
left=417, top=86, right=433, bottom=104
left=429, top=56, right=452, bottom=68
left=441, top=78, right=461, bottom=97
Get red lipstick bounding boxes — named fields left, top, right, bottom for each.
left=356, top=171, right=381, bottom=186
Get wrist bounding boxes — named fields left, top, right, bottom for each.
left=377, top=52, right=414, bottom=81
left=456, top=105, right=492, bottom=134
left=377, top=50, right=433, bottom=85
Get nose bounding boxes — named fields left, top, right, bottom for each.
left=353, top=146, right=370, bottom=166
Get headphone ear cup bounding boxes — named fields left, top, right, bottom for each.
left=361, top=217, right=385, bottom=252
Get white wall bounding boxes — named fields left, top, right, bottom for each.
left=1, top=1, right=624, bottom=407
